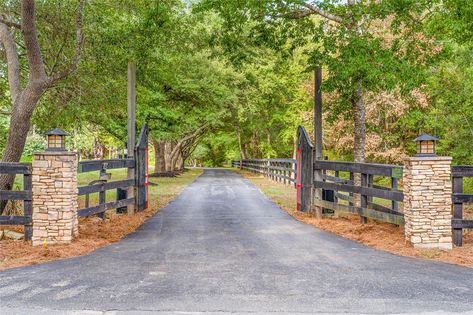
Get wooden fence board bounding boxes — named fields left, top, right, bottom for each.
left=314, top=160, right=403, bottom=178
left=0, top=163, right=31, bottom=174
left=452, top=166, right=473, bottom=177
left=452, top=219, right=473, bottom=229
left=313, top=199, right=405, bottom=226
left=452, top=193, right=473, bottom=203
left=0, top=190, right=32, bottom=200
left=77, top=197, right=135, bottom=217
left=78, top=179, right=135, bottom=195
left=313, top=180, right=404, bottom=201
left=78, top=159, right=135, bottom=173
left=0, top=216, right=32, bottom=225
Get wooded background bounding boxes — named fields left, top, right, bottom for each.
left=0, top=0, right=472, bottom=174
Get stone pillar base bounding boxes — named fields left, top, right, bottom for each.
left=403, top=157, right=452, bottom=250
left=32, top=152, right=78, bottom=246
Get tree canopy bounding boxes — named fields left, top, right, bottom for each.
left=0, top=0, right=472, bottom=173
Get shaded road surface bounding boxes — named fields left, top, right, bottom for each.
left=1, top=169, right=473, bottom=314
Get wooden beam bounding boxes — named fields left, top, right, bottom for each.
left=127, top=61, right=136, bottom=215
left=314, top=66, right=323, bottom=160
left=451, top=166, right=473, bottom=177
left=78, top=179, right=135, bottom=195
left=78, top=159, right=134, bottom=173
left=313, top=199, right=405, bottom=226
left=0, top=163, right=31, bottom=174
left=77, top=197, right=135, bottom=217
left=0, top=190, right=32, bottom=200
left=0, top=216, right=32, bottom=225
left=314, top=160, right=403, bottom=178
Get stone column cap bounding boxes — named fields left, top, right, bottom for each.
left=34, top=151, right=78, bottom=156
left=404, top=156, right=452, bottom=162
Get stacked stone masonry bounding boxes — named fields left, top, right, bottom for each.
left=403, top=157, right=453, bottom=250
left=31, top=152, right=78, bottom=246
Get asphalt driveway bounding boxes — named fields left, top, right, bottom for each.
left=1, top=169, right=472, bottom=314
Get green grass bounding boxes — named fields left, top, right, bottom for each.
left=78, top=168, right=203, bottom=207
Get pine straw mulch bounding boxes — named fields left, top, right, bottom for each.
left=0, top=195, right=174, bottom=271
left=239, top=171, right=473, bottom=269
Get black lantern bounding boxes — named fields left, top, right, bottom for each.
left=414, top=134, right=438, bottom=157
left=45, top=128, right=68, bottom=152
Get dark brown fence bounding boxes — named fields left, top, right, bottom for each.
left=77, top=123, right=148, bottom=218
left=232, top=157, right=405, bottom=225
left=232, top=159, right=296, bottom=185
left=0, top=162, right=33, bottom=240
left=313, top=160, right=404, bottom=225
left=135, top=124, right=149, bottom=211
left=452, top=166, right=473, bottom=246
left=77, top=159, right=135, bottom=217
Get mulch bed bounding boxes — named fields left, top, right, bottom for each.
left=0, top=195, right=174, bottom=271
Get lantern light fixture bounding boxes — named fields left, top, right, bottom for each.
left=45, top=128, right=68, bottom=152
left=414, top=134, right=438, bottom=157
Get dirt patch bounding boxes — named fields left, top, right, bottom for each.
left=239, top=170, right=473, bottom=268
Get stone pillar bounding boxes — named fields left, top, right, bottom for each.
left=32, top=152, right=78, bottom=246
left=403, top=157, right=453, bottom=250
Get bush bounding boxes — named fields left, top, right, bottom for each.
left=22, top=133, right=47, bottom=157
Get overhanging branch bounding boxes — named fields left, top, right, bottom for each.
left=0, top=15, right=20, bottom=29
left=286, top=2, right=344, bottom=24
left=49, top=0, right=85, bottom=85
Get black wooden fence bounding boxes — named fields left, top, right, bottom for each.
left=232, top=159, right=296, bottom=185
left=0, top=163, right=32, bottom=240
left=77, top=123, right=149, bottom=217
left=313, top=160, right=404, bottom=225
left=77, top=159, right=136, bottom=217
left=135, top=124, right=149, bottom=211
left=233, top=125, right=405, bottom=226
left=233, top=125, right=473, bottom=247
left=451, top=166, right=473, bottom=246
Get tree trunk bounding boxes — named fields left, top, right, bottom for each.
left=267, top=131, right=271, bottom=158
left=0, top=88, right=43, bottom=214
left=351, top=80, right=366, bottom=211
left=170, top=146, right=182, bottom=172
left=352, top=80, right=366, bottom=163
left=151, top=138, right=165, bottom=174
left=0, top=0, right=85, bottom=214
left=175, top=151, right=184, bottom=171
left=164, top=141, right=173, bottom=172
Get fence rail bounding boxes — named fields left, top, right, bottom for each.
left=313, top=160, right=404, bottom=225
left=232, top=159, right=296, bottom=184
left=77, top=159, right=135, bottom=218
left=452, top=165, right=473, bottom=246
left=0, top=163, right=32, bottom=240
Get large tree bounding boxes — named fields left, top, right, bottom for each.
left=198, top=0, right=439, bottom=163
left=0, top=0, right=85, bottom=202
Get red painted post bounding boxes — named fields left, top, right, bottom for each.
left=145, top=145, right=149, bottom=209
left=296, top=148, right=302, bottom=211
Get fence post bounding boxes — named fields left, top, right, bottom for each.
left=23, top=173, right=33, bottom=241
left=296, top=126, right=314, bottom=212
left=391, top=177, right=399, bottom=211
left=452, top=176, right=463, bottom=246
left=135, top=124, right=149, bottom=211
left=360, top=173, right=368, bottom=224
left=31, top=152, right=78, bottom=246
left=403, top=156, right=453, bottom=250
